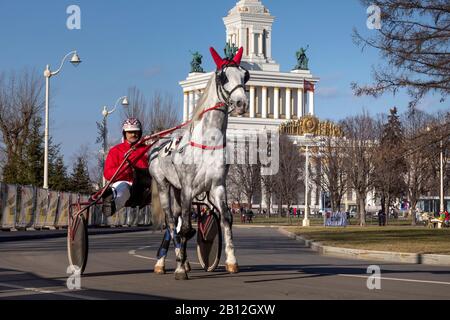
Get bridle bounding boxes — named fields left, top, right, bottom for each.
left=215, top=63, right=249, bottom=115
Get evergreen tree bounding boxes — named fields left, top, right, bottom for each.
left=23, top=116, right=44, bottom=186
left=49, top=156, right=69, bottom=191
left=3, top=115, right=42, bottom=186
left=69, top=156, right=92, bottom=194
left=1, top=112, right=71, bottom=190
left=373, top=107, right=407, bottom=220
left=2, top=154, right=27, bottom=185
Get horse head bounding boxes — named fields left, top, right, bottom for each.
left=210, top=47, right=249, bottom=116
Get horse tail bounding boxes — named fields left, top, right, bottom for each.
left=151, top=179, right=165, bottom=230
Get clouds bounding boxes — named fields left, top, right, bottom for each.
left=128, top=66, right=162, bottom=79
left=316, top=86, right=339, bottom=99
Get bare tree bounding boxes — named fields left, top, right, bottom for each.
left=341, top=112, right=378, bottom=226
left=0, top=69, right=43, bottom=182
left=147, top=92, right=180, bottom=133
left=123, top=86, right=147, bottom=129
left=311, top=136, right=348, bottom=212
left=423, top=111, right=450, bottom=211
left=122, top=87, right=180, bottom=134
left=402, top=107, right=438, bottom=223
left=274, top=135, right=303, bottom=215
left=352, top=0, right=450, bottom=107
left=227, top=163, right=260, bottom=210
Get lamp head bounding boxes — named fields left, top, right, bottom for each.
left=70, top=52, right=82, bottom=67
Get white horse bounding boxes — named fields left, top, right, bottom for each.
left=149, top=47, right=249, bottom=280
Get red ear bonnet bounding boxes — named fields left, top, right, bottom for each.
left=210, top=46, right=244, bottom=70
left=210, top=47, right=226, bottom=70
left=232, top=47, right=244, bottom=65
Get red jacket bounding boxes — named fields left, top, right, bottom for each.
left=104, top=141, right=149, bottom=183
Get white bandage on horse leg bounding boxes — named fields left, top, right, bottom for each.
left=176, top=216, right=182, bottom=234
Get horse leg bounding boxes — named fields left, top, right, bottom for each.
left=171, top=188, right=191, bottom=272
left=153, top=182, right=174, bottom=275
left=174, top=188, right=195, bottom=280
left=211, top=185, right=239, bottom=273
left=154, top=227, right=171, bottom=274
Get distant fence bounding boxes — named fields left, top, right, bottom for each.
left=0, top=182, right=152, bottom=230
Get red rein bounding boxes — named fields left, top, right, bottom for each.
left=91, top=102, right=227, bottom=201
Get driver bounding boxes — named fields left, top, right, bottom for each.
left=101, top=118, right=150, bottom=216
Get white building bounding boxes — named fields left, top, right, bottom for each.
left=179, top=0, right=377, bottom=214
left=180, top=0, right=318, bottom=130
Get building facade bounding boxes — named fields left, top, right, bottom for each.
left=179, top=0, right=378, bottom=214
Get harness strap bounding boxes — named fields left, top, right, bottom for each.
left=189, top=141, right=227, bottom=150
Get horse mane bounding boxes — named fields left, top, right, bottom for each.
left=189, top=73, right=217, bottom=130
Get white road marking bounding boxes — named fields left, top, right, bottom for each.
left=129, top=246, right=206, bottom=266
left=338, top=274, right=450, bottom=286
left=0, top=282, right=104, bottom=300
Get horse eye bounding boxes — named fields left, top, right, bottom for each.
left=221, top=74, right=228, bottom=84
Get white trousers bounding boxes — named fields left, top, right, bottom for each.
left=111, top=181, right=132, bottom=211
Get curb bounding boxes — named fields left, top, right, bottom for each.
left=278, top=228, right=450, bottom=267
left=0, top=226, right=153, bottom=242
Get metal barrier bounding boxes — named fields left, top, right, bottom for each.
left=1, top=183, right=18, bottom=230
left=0, top=182, right=152, bottom=230
left=16, top=185, right=35, bottom=229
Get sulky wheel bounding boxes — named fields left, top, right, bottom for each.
left=67, top=213, right=89, bottom=275
left=196, top=211, right=222, bottom=272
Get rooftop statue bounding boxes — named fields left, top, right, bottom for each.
left=295, top=45, right=310, bottom=70
left=190, top=51, right=204, bottom=73
left=224, top=42, right=239, bottom=60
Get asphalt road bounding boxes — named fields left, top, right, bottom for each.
left=0, top=226, right=449, bottom=300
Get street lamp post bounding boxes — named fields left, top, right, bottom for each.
left=303, top=144, right=310, bottom=227
left=101, top=96, right=129, bottom=187
left=294, top=138, right=311, bottom=227
left=43, top=51, right=81, bottom=189
left=427, top=126, right=446, bottom=213
left=440, top=139, right=445, bottom=213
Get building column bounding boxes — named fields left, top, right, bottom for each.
left=240, top=27, right=247, bottom=55
left=297, top=88, right=304, bottom=118
left=285, top=88, right=291, bottom=120
left=261, top=87, right=267, bottom=118
left=274, top=87, right=280, bottom=119
left=308, top=90, right=315, bottom=115
left=258, top=33, right=263, bottom=56
left=266, top=30, right=272, bottom=60
left=188, top=91, right=194, bottom=120
left=194, top=91, right=200, bottom=108
left=250, top=29, right=256, bottom=56
left=183, top=92, right=188, bottom=122
left=249, top=86, right=256, bottom=118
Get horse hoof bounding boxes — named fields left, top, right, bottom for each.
left=184, top=261, right=191, bottom=273
left=226, top=263, right=239, bottom=274
left=175, top=272, right=189, bottom=280
left=154, top=266, right=166, bottom=275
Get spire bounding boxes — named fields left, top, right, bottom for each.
left=223, top=0, right=279, bottom=71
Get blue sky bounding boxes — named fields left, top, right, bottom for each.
left=0, top=0, right=447, bottom=166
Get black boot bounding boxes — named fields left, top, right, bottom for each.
left=102, top=188, right=116, bottom=217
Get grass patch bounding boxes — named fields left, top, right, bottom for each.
left=234, top=214, right=415, bottom=227
left=284, top=226, right=450, bottom=254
